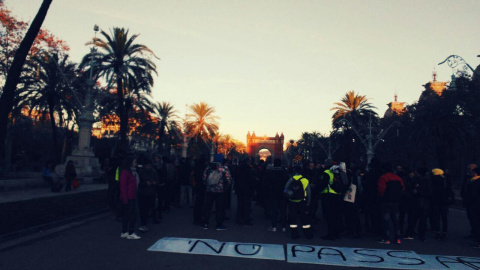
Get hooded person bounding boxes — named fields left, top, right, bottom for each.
left=319, top=161, right=344, bottom=240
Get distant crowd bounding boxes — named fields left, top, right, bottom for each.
left=101, top=154, right=480, bottom=248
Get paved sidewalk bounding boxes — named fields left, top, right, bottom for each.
left=0, top=183, right=108, bottom=204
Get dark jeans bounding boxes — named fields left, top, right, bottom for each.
left=288, top=200, right=310, bottom=229
left=381, top=202, right=400, bottom=241
left=122, top=200, right=137, bottom=234
left=156, top=185, right=167, bottom=216
left=267, top=197, right=288, bottom=228
left=321, top=193, right=343, bottom=237
left=236, top=194, right=252, bottom=224
left=308, top=191, right=320, bottom=221
left=431, top=203, right=448, bottom=233
left=406, top=199, right=428, bottom=239
left=203, top=192, right=226, bottom=227
left=138, top=195, right=155, bottom=226
left=193, top=188, right=206, bottom=224
left=344, top=201, right=361, bottom=236
left=469, top=206, right=480, bottom=242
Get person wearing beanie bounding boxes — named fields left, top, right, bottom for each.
left=430, top=168, right=454, bottom=240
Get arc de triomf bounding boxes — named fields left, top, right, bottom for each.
left=246, top=132, right=284, bottom=160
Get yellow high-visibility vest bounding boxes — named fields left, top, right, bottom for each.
left=321, top=170, right=339, bottom=194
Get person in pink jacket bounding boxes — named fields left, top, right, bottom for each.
left=120, top=157, right=141, bottom=240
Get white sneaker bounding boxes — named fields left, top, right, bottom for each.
left=282, top=227, right=287, bottom=232
left=120, top=232, right=129, bottom=238
left=139, top=226, right=148, bottom=232
left=127, top=233, right=141, bottom=240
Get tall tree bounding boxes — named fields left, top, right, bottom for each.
left=152, top=101, right=178, bottom=152
left=185, top=102, right=219, bottom=143
left=331, top=90, right=377, bottom=125
left=18, top=53, right=78, bottom=162
left=0, top=0, right=53, bottom=159
left=82, top=27, right=157, bottom=154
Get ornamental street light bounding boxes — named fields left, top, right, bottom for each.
left=63, top=25, right=101, bottom=178
left=439, top=55, right=479, bottom=90
left=337, top=114, right=400, bottom=168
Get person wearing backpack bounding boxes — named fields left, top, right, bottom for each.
left=201, top=162, right=232, bottom=230
left=284, top=166, right=313, bottom=239
left=377, top=162, right=405, bottom=244
left=319, top=161, right=345, bottom=240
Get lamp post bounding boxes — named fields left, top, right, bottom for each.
left=62, top=25, right=101, bottom=179
left=337, top=114, right=400, bottom=168
left=439, top=55, right=479, bottom=90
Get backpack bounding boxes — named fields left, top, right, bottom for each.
left=330, top=171, right=348, bottom=194
left=288, top=177, right=305, bottom=200
left=207, top=170, right=222, bottom=186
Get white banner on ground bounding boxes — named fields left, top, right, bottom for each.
left=148, top=238, right=480, bottom=270
left=421, top=254, right=480, bottom=270
left=148, top=237, right=284, bottom=261
left=287, top=244, right=425, bottom=269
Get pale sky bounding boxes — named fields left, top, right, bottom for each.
left=7, top=0, right=480, bottom=145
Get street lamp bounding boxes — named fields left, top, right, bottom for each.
left=64, top=25, right=101, bottom=179
left=337, top=114, right=400, bottom=168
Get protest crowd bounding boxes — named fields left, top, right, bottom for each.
left=106, top=153, right=480, bottom=249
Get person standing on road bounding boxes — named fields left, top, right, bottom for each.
left=138, top=159, right=160, bottom=232
left=234, top=158, right=256, bottom=227
left=265, top=158, right=290, bottom=232
left=465, top=168, right=480, bottom=248
left=64, top=160, right=76, bottom=192
left=377, top=162, right=404, bottom=245
left=202, top=162, right=232, bottom=231
left=430, top=168, right=454, bottom=240
left=120, top=157, right=141, bottom=240
left=285, top=166, right=313, bottom=239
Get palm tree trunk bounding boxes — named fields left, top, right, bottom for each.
left=0, top=0, right=52, bottom=158
left=158, top=120, right=166, bottom=153
left=48, top=102, right=59, bottom=163
left=115, top=76, right=128, bottom=154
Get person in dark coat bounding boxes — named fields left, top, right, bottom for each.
left=234, top=158, right=256, bottom=226
left=430, top=168, right=454, bottom=240
left=64, top=160, right=76, bottom=192
left=138, top=159, right=160, bottom=232
left=465, top=168, right=480, bottom=248
left=264, top=158, right=290, bottom=232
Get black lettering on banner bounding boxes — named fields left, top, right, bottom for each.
left=436, top=256, right=470, bottom=269
left=387, top=251, right=425, bottom=266
left=234, top=244, right=262, bottom=256
left=188, top=240, right=226, bottom=254
left=353, top=249, right=384, bottom=263
left=318, top=248, right=346, bottom=261
left=457, top=257, right=480, bottom=270
left=291, top=245, right=315, bottom=258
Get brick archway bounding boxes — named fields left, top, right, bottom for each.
left=246, top=132, right=284, bottom=160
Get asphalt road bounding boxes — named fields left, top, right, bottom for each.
left=0, top=198, right=478, bottom=270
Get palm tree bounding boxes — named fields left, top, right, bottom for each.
left=18, top=53, right=78, bottom=162
left=185, top=102, right=219, bottom=143
left=81, top=27, right=157, bottom=153
left=331, top=90, right=377, bottom=125
left=152, top=101, right=178, bottom=152
left=0, top=0, right=52, bottom=155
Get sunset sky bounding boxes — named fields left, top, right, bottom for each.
left=7, top=0, right=480, bottom=145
